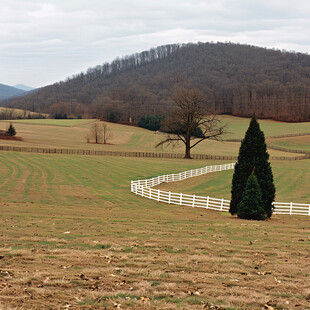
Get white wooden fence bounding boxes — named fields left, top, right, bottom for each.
left=131, top=163, right=310, bottom=216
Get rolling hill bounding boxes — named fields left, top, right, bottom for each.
left=3, top=42, right=310, bottom=122
left=0, top=83, right=26, bottom=100
left=14, top=84, right=34, bottom=91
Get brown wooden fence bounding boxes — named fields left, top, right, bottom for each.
left=0, top=145, right=308, bottom=160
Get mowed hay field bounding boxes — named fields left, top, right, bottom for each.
left=268, top=136, right=310, bottom=153
left=0, top=116, right=309, bottom=157
left=0, top=151, right=309, bottom=309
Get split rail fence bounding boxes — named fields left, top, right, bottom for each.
left=131, top=163, right=310, bottom=216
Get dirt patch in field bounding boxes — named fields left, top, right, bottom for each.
left=0, top=135, right=23, bottom=141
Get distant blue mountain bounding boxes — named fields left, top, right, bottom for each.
left=0, top=83, right=27, bottom=100
left=14, top=84, right=34, bottom=91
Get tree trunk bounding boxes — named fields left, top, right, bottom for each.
left=184, top=139, right=191, bottom=159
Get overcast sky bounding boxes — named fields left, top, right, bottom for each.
left=1, top=0, right=310, bottom=88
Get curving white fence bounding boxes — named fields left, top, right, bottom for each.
left=131, top=163, right=310, bottom=216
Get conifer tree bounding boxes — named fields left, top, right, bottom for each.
left=6, top=123, right=16, bottom=136
left=230, top=116, right=275, bottom=218
left=237, top=174, right=265, bottom=220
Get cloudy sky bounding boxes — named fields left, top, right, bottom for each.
left=1, top=0, right=310, bottom=88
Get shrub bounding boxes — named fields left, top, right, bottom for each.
left=237, top=174, right=265, bottom=220
left=6, top=123, right=16, bottom=136
left=138, top=114, right=164, bottom=131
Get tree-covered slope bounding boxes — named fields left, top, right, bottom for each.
left=4, top=42, right=310, bottom=122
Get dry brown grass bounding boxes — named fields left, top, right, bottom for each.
left=0, top=200, right=309, bottom=309
left=0, top=119, right=304, bottom=157
left=0, top=118, right=309, bottom=309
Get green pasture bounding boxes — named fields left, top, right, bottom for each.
left=0, top=152, right=309, bottom=309
left=268, top=136, right=310, bottom=152
left=158, top=159, right=310, bottom=203
left=0, top=152, right=308, bottom=207
left=220, top=115, right=310, bottom=139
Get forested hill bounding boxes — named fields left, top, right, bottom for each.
left=4, top=42, right=310, bottom=122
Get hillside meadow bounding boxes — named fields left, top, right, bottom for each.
left=0, top=116, right=309, bottom=157
left=0, top=116, right=309, bottom=309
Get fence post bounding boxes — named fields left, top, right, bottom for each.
left=206, top=196, right=209, bottom=209
left=168, top=191, right=171, bottom=204
left=220, top=198, right=224, bottom=211
left=180, top=193, right=182, bottom=205
left=290, top=202, right=293, bottom=215
left=157, top=189, right=160, bottom=201
left=192, top=194, right=195, bottom=207
left=308, top=204, right=310, bottom=216
left=141, top=186, right=144, bottom=197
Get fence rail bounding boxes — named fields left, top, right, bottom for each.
left=131, top=163, right=310, bottom=216
left=0, top=145, right=307, bottom=160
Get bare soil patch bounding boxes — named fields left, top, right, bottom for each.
left=0, top=135, right=23, bottom=141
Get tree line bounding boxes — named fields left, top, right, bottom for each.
left=2, top=42, right=310, bottom=122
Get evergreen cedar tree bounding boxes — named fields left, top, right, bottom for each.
left=230, top=116, right=275, bottom=219
left=6, top=123, right=16, bottom=136
left=237, top=174, right=265, bottom=220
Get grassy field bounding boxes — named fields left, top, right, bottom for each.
left=157, top=160, right=310, bottom=203
left=0, top=116, right=309, bottom=157
left=0, top=116, right=309, bottom=309
left=268, top=136, right=310, bottom=152
left=9, top=118, right=92, bottom=127
left=0, top=152, right=309, bottom=309
left=220, top=115, right=310, bottom=139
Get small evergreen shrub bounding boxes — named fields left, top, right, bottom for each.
left=237, top=174, right=265, bottom=220
left=6, top=123, right=16, bottom=136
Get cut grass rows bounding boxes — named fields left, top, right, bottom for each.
left=0, top=152, right=309, bottom=206
left=0, top=151, right=309, bottom=309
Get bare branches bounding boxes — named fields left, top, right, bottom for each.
left=86, top=122, right=112, bottom=144
left=156, top=88, right=226, bottom=158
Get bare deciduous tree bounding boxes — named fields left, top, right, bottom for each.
left=102, top=123, right=112, bottom=144
left=0, top=108, right=16, bottom=120
left=156, top=88, right=225, bottom=159
left=90, top=122, right=104, bottom=144
left=87, top=122, right=112, bottom=144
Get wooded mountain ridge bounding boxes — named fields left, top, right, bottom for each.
left=2, top=42, right=310, bottom=122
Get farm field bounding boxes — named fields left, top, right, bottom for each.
left=268, top=135, right=310, bottom=152
left=0, top=116, right=309, bottom=157
left=0, top=152, right=309, bottom=309
left=9, top=118, right=91, bottom=127
left=220, top=115, right=310, bottom=139
left=156, top=159, right=310, bottom=203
